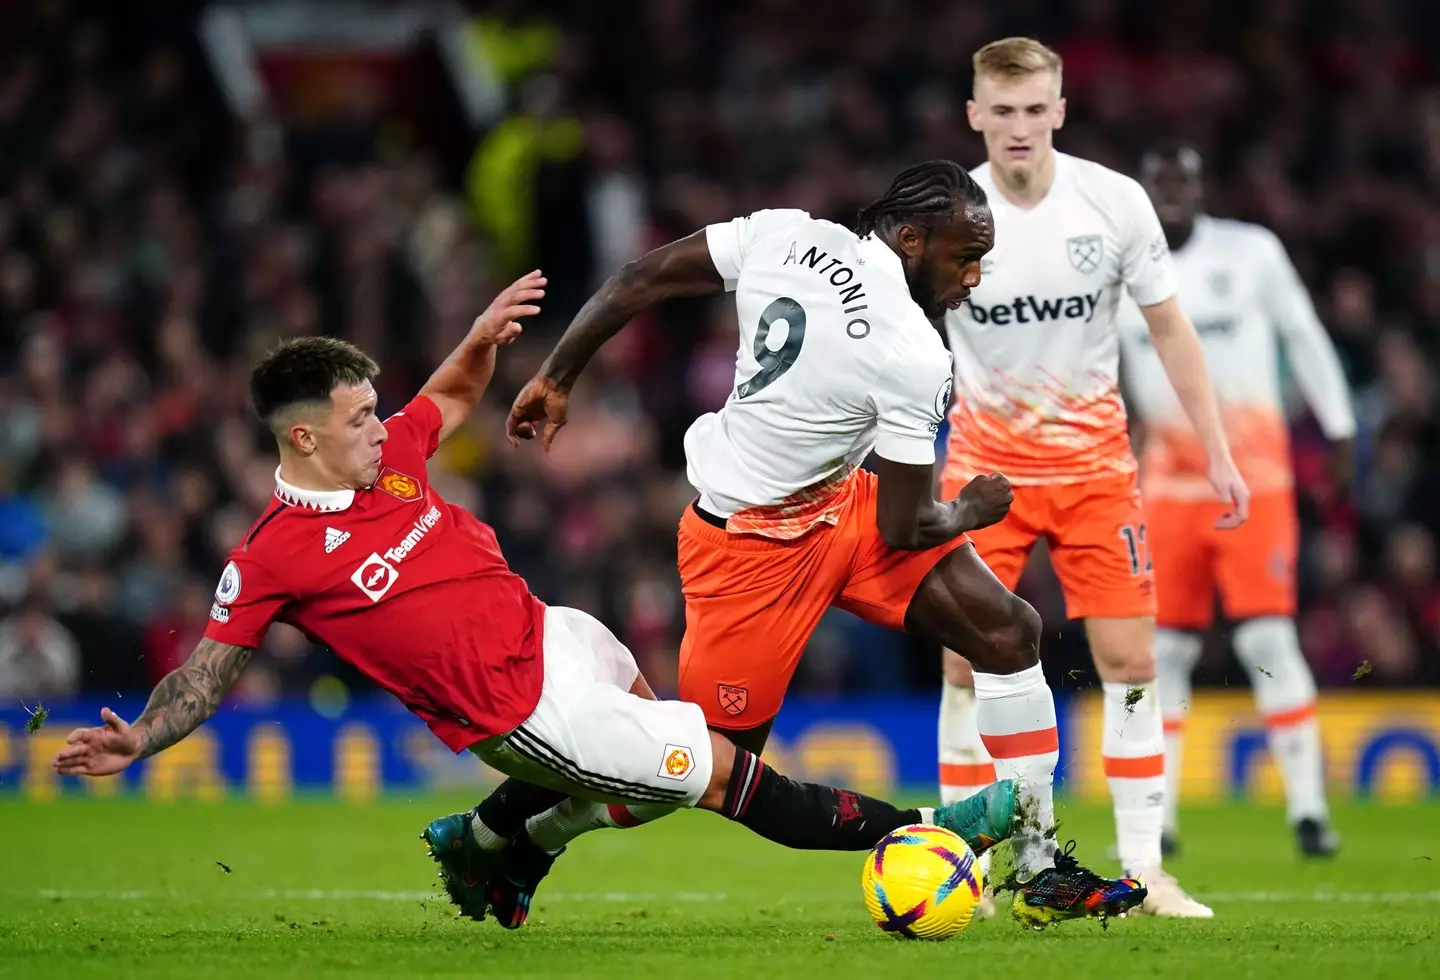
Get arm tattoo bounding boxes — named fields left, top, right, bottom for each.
left=134, top=638, right=254, bottom=759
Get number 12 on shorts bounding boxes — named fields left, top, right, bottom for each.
left=1118, top=523, right=1152, bottom=576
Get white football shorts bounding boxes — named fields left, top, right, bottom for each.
left=471, top=605, right=713, bottom=807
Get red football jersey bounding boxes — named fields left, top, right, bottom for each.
left=204, top=395, right=545, bottom=750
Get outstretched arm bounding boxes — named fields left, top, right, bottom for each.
left=508, top=232, right=724, bottom=448
left=421, top=270, right=547, bottom=442
left=52, top=638, right=254, bottom=776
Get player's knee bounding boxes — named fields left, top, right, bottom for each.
left=1154, top=628, right=1203, bottom=674
left=988, top=594, right=1042, bottom=671
left=964, top=593, right=1040, bottom=674
left=1093, top=641, right=1156, bottom=682
left=942, top=648, right=974, bottom=687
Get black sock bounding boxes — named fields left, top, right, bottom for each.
left=474, top=779, right=569, bottom=838
left=721, top=749, right=922, bottom=850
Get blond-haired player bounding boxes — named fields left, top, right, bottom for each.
left=1119, top=144, right=1350, bottom=859
left=937, top=38, right=1249, bottom=918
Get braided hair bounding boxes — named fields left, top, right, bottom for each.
left=855, top=160, right=987, bottom=238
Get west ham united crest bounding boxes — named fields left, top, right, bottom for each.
left=1066, top=235, right=1103, bottom=274
left=718, top=684, right=748, bottom=717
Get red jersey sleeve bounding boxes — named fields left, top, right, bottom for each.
left=203, top=553, right=289, bottom=648
left=383, top=395, right=444, bottom=462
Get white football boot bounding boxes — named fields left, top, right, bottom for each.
left=1131, top=868, right=1214, bottom=918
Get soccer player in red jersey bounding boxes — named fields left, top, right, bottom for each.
left=52, top=272, right=1020, bottom=925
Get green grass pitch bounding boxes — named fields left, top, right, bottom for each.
left=0, top=796, right=1436, bottom=979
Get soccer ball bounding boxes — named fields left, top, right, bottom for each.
left=861, top=824, right=983, bottom=940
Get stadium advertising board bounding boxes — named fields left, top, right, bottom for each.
left=2, top=693, right=1435, bottom=801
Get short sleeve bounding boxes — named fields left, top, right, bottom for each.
left=704, top=209, right=808, bottom=290
left=384, top=394, right=444, bottom=461
left=871, top=334, right=953, bottom=466
left=1116, top=178, right=1178, bottom=308
left=203, top=553, right=288, bottom=649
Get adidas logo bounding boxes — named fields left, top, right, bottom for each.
left=324, top=527, right=351, bottom=554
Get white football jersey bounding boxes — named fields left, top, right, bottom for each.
left=942, top=153, right=1178, bottom=485
left=1118, top=215, right=1356, bottom=500
left=689, top=209, right=954, bottom=538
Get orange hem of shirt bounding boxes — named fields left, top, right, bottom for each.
left=1264, top=703, right=1317, bottom=730
left=1102, top=754, right=1166, bottom=778
left=939, top=762, right=998, bottom=786
left=980, top=728, right=1059, bottom=759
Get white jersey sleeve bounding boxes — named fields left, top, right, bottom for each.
left=1116, top=178, right=1179, bottom=308
left=705, top=209, right=810, bottom=287
left=871, top=336, right=953, bottom=466
left=1256, top=229, right=1357, bottom=440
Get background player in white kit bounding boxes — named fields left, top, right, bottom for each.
left=936, top=38, right=1249, bottom=918
left=507, top=161, right=1149, bottom=929
left=1118, top=144, right=1354, bottom=858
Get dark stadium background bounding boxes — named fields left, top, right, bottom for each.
left=1, top=0, right=1436, bottom=713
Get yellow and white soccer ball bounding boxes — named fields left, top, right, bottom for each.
left=861, top=824, right=983, bottom=940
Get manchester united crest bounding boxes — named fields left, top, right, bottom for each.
left=658, top=744, right=694, bottom=780
left=376, top=468, right=421, bottom=502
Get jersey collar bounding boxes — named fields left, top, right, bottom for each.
left=855, top=234, right=906, bottom=285
left=274, top=467, right=355, bottom=512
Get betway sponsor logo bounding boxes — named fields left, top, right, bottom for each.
left=384, top=504, right=442, bottom=564
left=967, top=290, right=1102, bottom=325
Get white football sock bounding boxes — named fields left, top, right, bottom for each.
left=526, top=799, right=678, bottom=854
left=1102, top=681, right=1166, bottom=877
left=469, top=812, right=508, bottom=852
left=973, top=663, right=1058, bottom=880
left=938, top=680, right=996, bottom=804
left=1234, top=617, right=1328, bottom=824
left=1155, top=629, right=1202, bottom=835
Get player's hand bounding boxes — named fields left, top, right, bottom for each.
left=956, top=472, right=1014, bottom=531
left=507, top=375, right=570, bottom=450
left=1208, top=453, right=1251, bottom=529
left=52, top=708, right=142, bottom=777
left=473, top=270, right=547, bottom=346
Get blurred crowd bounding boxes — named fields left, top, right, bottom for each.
left=1, top=0, right=1437, bottom=705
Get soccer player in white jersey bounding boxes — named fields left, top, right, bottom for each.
left=937, top=38, right=1250, bottom=918
left=500, top=161, right=1148, bottom=930
left=1118, top=144, right=1353, bottom=858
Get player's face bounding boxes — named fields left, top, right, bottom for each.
left=905, top=206, right=994, bottom=320
left=316, top=381, right=387, bottom=488
left=1143, top=160, right=1201, bottom=227
left=967, top=71, right=1065, bottom=182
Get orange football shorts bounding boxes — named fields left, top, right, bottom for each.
left=940, top=470, right=1156, bottom=621
left=677, top=470, right=970, bottom=729
left=1145, top=490, right=1297, bottom=629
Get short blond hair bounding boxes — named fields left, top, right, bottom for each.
left=972, top=37, right=1063, bottom=81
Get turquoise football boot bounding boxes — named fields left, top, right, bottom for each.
left=933, top=778, right=1017, bottom=855
left=421, top=808, right=499, bottom=921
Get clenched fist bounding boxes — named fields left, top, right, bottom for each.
left=956, top=472, right=1014, bottom=531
